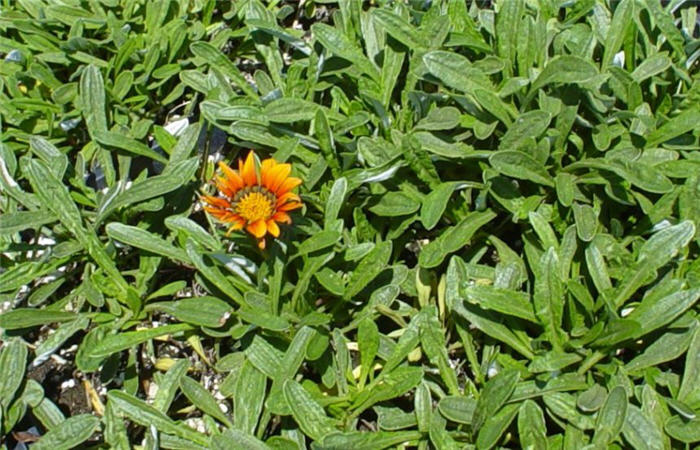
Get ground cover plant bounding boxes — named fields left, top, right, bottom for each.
left=1, top=0, right=699, bottom=448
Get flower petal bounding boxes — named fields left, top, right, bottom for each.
left=202, top=195, right=230, bottom=209
left=246, top=219, right=267, bottom=238
left=272, top=211, right=291, bottom=224
left=278, top=201, right=302, bottom=212
left=215, top=176, right=235, bottom=198
left=267, top=164, right=291, bottom=192
left=275, top=176, right=302, bottom=195
left=276, top=191, right=300, bottom=207
left=225, top=217, right=246, bottom=235
left=241, top=151, right=258, bottom=186
left=266, top=219, right=280, bottom=237
left=257, top=238, right=266, bottom=249
left=218, top=161, right=244, bottom=191
left=261, top=158, right=276, bottom=187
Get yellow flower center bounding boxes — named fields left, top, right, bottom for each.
left=235, top=189, right=275, bottom=222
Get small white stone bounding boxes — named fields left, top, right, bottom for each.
left=613, top=51, right=625, bottom=67
left=164, top=118, right=190, bottom=137
left=61, top=379, right=76, bottom=389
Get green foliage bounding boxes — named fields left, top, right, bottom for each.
left=1, top=0, right=699, bottom=448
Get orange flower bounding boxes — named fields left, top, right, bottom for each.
left=202, top=151, right=302, bottom=249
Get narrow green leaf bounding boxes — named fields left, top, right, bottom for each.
left=490, top=151, right=553, bottom=187
left=472, top=370, right=520, bottom=432
left=601, top=0, right=634, bottom=69
left=108, top=390, right=209, bottom=446
left=420, top=182, right=455, bottom=230
left=0, top=339, right=27, bottom=409
left=180, top=376, right=233, bottom=427
left=79, top=65, right=107, bottom=135
left=283, top=380, right=337, bottom=441
left=190, top=42, right=258, bottom=99
left=106, top=222, right=189, bottom=262
left=345, top=241, right=392, bottom=299
left=593, top=386, right=628, bottom=446
left=476, top=403, right=520, bottom=450
left=518, top=400, right=548, bottom=450
left=32, top=414, right=99, bottom=450
left=91, top=323, right=194, bottom=357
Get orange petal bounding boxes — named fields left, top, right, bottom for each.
left=225, top=217, right=246, bottom=235
left=278, top=201, right=302, bottom=212
left=272, top=211, right=291, bottom=224
left=215, top=176, right=235, bottom=198
left=275, top=176, right=302, bottom=195
left=202, top=196, right=230, bottom=209
left=204, top=207, right=227, bottom=219
left=241, top=151, right=258, bottom=186
left=246, top=219, right=267, bottom=238
left=260, top=158, right=276, bottom=187
left=266, top=219, right=280, bottom=237
left=257, top=238, right=266, bottom=249
left=276, top=191, right=300, bottom=206
left=218, top=161, right=244, bottom=191
left=267, top=164, right=291, bottom=192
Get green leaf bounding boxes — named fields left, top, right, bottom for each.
left=518, top=400, right=548, bottom=450
left=643, top=0, right=686, bottom=61
left=0, top=209, right=55, bottom=235
left=153, top=359, right=189, bottom=412
left=463, top=285, right=536, bottom=322
left=358, top=316, right=379, bottom=388
left=180, top=376, right=233, bottom=427
left=499, top=110, right=552, bottom=151
left=0, top=309, right=78, bottom=330
left=679, top=326, right=700, bottom=403
left=264, top=97, right=319, bottom=123
left=622, top=404, right=665, bottom=450
left=420, top=182, right=455, bottom=230
left=345, top=241, right=392, bottom=299
left=490, top=151, right=554, bottom=187
left=423, top=50, right=492, bottom=94
left=98, top=158, right=198, bottom=222
left=32, top=414, right=99, bottom=450
left=232, top=361, right=267, bottom=435
left=0, top=339, right=27, bottom=409
left=593, top=386, right=628, bottom=446
left=438, top=396, right=477, bottom=424
left=626, top=289, right=700, bottom=338
left=90, top=323, right=194, bottom=357
left=476, top=403, right=520, bottom=450
left=625, top=326, right=696, bottom=372
left=369, top=192, right=420, bottom=217
left=419, top=210, right=497, bottom=268
left=108, top=390, right=209, bottom=446
left=601, top=0, right=634, bottom=69
left=371, top=9, right=424, bottom=49
left=324, top=177, right=347, bottom=230
left=530, top=55, right=598, bottom=91
left=190, top=42, right=258, bottom=99
left=664, top=416, right=700, bottom=443
left=106, top=222, right=189, bottom=262
left=472, top=369, right=520, bottom=432
left=152, top=297, right=232, bottom=328
left=533, top=248, right=565, bottom=350
left=317, top=431, right=422, bottom=450
left=283, top=380, right=337, bottom=441
left=212, top=429, right=271, bottom=450
left=79, top=65, right=107, bottom=135
left=312, top=23, right=379, bottom=80
left=297, top=230, right=341, bottom=255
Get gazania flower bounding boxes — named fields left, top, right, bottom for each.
left=202, top=151, right=302, bottom=249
